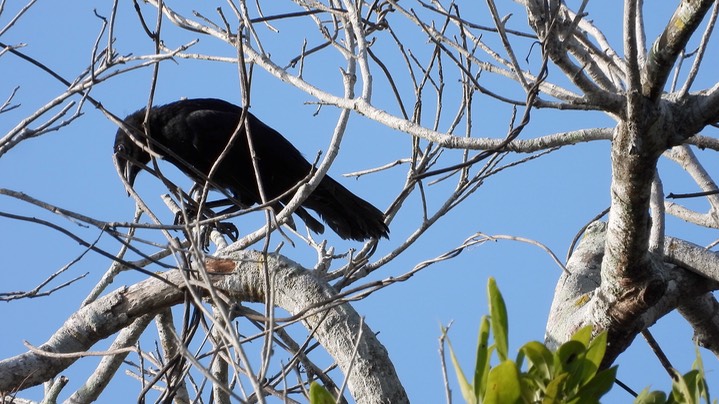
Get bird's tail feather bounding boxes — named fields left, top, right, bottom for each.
left=301, top=177, right=389, bottom=241
left=294, top=206, right=325, bottom=235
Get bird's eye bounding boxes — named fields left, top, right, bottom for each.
left=115, top=144, right=126, bottom=154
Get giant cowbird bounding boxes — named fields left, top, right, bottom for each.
left=113, top=98, right=389, bottom=241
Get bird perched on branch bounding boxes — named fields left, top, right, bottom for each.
left=113, top=98, right=389, bottom=241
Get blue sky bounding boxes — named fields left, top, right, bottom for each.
left=2, top=1, right=718, bottom=402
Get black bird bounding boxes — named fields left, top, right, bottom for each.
left=113, top=98, right=389, bottom=241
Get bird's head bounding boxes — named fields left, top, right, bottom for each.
left=113, top=118, right=151, bottom=190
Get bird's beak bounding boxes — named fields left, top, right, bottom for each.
left=113, top=153, right=139, bottom=196
left=125, top=160, right=140, bottom=188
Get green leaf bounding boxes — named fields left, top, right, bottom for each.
left=570, top=325, right=593, bottom=346
left=485, top=360, right=523, bottom=404
left=584, top=330, right=608, bottom=371
left=518, top=341, right=553, bottom=382
left=634, top=388, right=667, bottom=404
left=518, top=373, right=541, bottom=403
left=474, top=315, right=491, bottom=400
left=555, top=340, right=588, bottom=392
left=671, top=368, right=694, bottom=403
left=309, top=382, right=336, bottom=404
left=488, top=277, right=509, bottom=362
left=565, top=326, right=603, bottom=389
left=443, top=328, right=477, bottom=404
left=573, top=330, right=610, bottom=392
left=572, top=366, right=617, bottom=402
left=691, top=346, right=711, bottom=404
left=693, top=348, right=705, bottom=373
left=679, top=369, right=702, bottom=403
left=554, top=340, right=585, bottom=375
left=543, top=372, right=569, bottom=404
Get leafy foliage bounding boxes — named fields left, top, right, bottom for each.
left=635, top=347, right=715, bottom=404
left=309, top=277, right=716, bottom=404
left=441, top=277, right=716, bottom=404
left=443, top=277, right=616, bottom=404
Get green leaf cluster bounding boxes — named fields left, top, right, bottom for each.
left=444, top=277, right=614, bottom=404
left=635, top=347, right=715, bottom=404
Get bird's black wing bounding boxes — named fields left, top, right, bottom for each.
left=151, top=99, right=258, bottom=206
left=156, top=99, right=325, bottom=233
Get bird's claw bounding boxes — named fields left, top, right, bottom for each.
left=198, top=221, right=239, bottom=251
left=173, top=207, right=238, bottom=251
left=215, top=222, right=239, bottom=242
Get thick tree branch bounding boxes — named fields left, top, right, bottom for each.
left=642, top=0, right=715, bottom=100
left=546, top=222, right=717, bottom=365
left=690, top=83, right=719, bottom=128
left=0, top=251, right=407, bottom=403
left=676, top=294, right=719, bottom=356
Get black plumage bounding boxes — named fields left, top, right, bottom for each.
left=113, top=98, right=388, bottom=241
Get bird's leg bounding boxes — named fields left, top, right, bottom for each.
left=174, top=198, right=239, bottom=251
